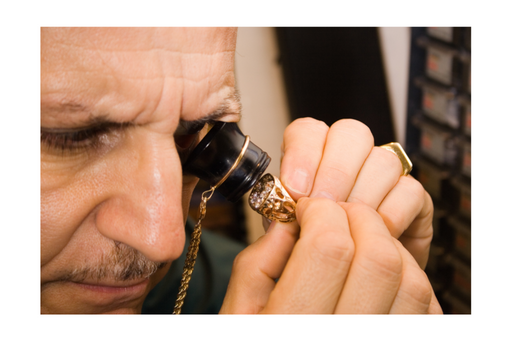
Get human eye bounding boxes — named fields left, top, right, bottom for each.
left=40, top=123, right=125, bottom=155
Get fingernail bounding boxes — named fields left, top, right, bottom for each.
left=286, top=168, right=310, bottom=195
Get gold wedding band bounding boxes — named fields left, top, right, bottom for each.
left=249, top=173, right=296, bottom=223
left=379, top=142, right=413, bottom=176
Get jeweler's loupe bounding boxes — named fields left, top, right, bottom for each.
left=182, top=122, right=271, bottom=202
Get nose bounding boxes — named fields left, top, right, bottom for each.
left=95, top=130, right=186, bottom=262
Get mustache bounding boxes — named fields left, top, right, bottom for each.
left=62, top=242, right=168, bottom=283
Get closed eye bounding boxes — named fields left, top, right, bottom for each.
left=40, top=122, right=127, bottom=154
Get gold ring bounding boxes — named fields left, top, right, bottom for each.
left=249, top=173, right=296, bottom=223
left=379, top=142, right=413, bottom=176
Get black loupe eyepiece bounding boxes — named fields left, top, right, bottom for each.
left=182, top=122, right=271, bottom=202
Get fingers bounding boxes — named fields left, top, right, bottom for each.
left=237, top=117, right=438, bottom=314
left=398, top=189, right=434, bottom=270
left=346, top=146, right=403, bottom=208
left=281, top=119, right=407, bottom=208
left=334, top=202, right=403, bottom=313
left=280, top=117, right=432, bottom=268
left=280, top=118, right=374, bottom=202
left=377, top=176, right=434, bottom=269
left=389, top=239, right=438, bottom=314
left=334, top=202, right=440, bottom=314
left=220, top=221, right=299, bottom=314
left=280, top=118, right=329, bottom=200
left=394, top=239, right=443, bottom=314
left=262, top=197, right=354, bottom=313
left=377, top=176, right=429, bottom=238
left=309, top=119, right=374, bottom=201
left=223, top=197, right=440, bottom=314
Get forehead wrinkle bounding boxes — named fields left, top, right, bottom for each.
left=41, top=77, right=240, bottom=128
left=46, top=37, right=234, bottom=66
left=42, top=28, right=238, bottom=130
left=45, top=28, right=236, bottom=54
left=46, top=31, right=234, bottom=77
left=178, top=60, right=237, bottom=119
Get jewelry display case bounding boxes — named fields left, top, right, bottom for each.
left=406, top=27, right=472, bottom=314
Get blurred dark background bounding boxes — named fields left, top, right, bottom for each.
left=276, top=27, right=395, bottom=145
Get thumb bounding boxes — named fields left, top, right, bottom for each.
left=219, top=220, right=299, bottom=314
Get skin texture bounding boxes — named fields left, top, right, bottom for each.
left=41, top=28, right=240, bottom=313
left=41, top=28, right=441, bottom=314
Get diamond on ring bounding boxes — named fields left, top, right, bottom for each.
left=249, top=173, right=296, bottom=223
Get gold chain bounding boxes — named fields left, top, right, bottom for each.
left=173, top=136, right=249, bottom=314
left=173, top=187, right=215, bottom=314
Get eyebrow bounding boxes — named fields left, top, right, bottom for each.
left=41, top=100, right=112, bottom=129
left=42, top=88, right=242, bottom=129
left=185, top=87, right=242, bottom=123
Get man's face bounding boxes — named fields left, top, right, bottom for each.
left=41, top=28, right=240, bottom=313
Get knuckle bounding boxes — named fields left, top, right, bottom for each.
left=320, top=163, right=352, bottom=184
left=285, top=117, right=329, bottom=137
left=405, top=178, right=434, bottom=233
left=343, top=201, right=378, bottom=218
left=232, top=248, right=250, bottom=271
left=374, top=146, right=403, bottom=174
left=406, top=177, right=427, bottom=203
left=424, top=223, right=434, bottom=243
left=331, top=119, right=374, bottom=146
left=298, top=198, right=354, bottom=268
left=295, top=117, right=329, bottom=128
left=299, top=196, right=338, bottom=216
left=308, top=230, right=355, bottom=268
left=361, top=239, right=403, bottom=280
left=422, top=190, right=434, bottom=220
left=282, top=118, right=329, bottom=165
left=401, top=269, right=433, bottom=309
left=345, top=195, right=367, bottom=205
left=379, top=178, right=430, bottom=238
left=379, top=209, right=407, bottom=237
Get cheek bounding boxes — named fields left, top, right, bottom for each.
left=40, top=166, right=107, bottom=266
left=41, top=191, right=72, bottom=266
left=40, top=148, right=114, bottom=266
left=40, top=141, right=125, bottom=266
left=41, top=132, right=188, bottom=267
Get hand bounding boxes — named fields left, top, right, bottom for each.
left=278, top=118, right=434, bottom=269
left=220, top=117, right=440, bottom=314
left=221, top=199, right=442, bottom=313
